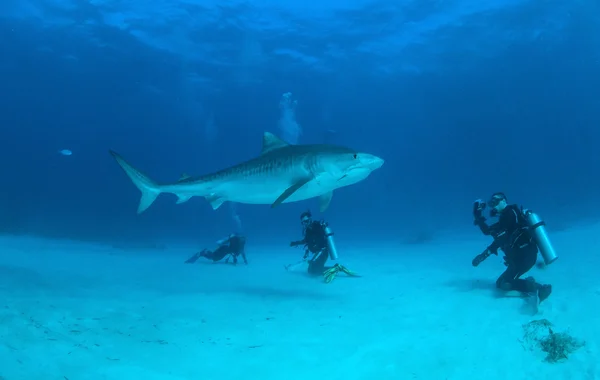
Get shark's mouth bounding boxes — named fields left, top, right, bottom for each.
left=337, top=167, right=371, bottom=183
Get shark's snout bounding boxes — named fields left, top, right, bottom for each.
left=361, top=154, right=384, bottom=170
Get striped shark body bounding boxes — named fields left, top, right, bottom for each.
left=109, top=132, right=384, bottom=214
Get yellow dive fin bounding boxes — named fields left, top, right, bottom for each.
left=323, top=264, right=360, bottom=283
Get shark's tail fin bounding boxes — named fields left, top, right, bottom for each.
left=109, top=150, right=162, bottom=214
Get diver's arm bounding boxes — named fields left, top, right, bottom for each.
left=487, top=239, right=502, bottom=254
left=290, top=238, right=306, bottom=247
left=473, top=202, right=513, bottom=239
left=291, top=232, right=308, bottom=247
left=476, top=218, right=501, bottom=236
left=472, top=228, right=504, bottom=266
left=473, top=200, right=498, bottom=236
left=216, top=236, right=230, bottom=246
left=485, top=209, right=517, bottom=252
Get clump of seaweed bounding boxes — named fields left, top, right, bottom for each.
left=521, top=319, right=585, bottom=363
left=539, top=328, right=585, bottom=363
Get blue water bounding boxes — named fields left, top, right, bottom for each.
left=1, top=1, right=599, bottom=245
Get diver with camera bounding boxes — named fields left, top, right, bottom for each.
left=288, top=210, right=359, bottom=283
left=472, top=192, right=555, bottom=304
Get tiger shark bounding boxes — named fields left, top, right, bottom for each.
left=109, top=132, right=384, bottom=214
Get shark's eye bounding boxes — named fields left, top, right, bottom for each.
left=353, top=154, right=357, bottom=159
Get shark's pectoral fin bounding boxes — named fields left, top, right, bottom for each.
left=205, top=194, right=226, bottom=210
left=176, top=194, right=192, bottom=204
left=319, top=191, right=334, bottom=212
left=272, top=177, right=312, bottom=208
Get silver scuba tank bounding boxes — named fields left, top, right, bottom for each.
left=522, top=209, right=558, bottom=265
left=323, top=224, right=338, bottom=260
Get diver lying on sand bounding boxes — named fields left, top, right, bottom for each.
left=185, top=233, right=248, bottom=265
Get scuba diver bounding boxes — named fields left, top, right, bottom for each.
left=288, top=210, right=359, bottom=283
left=472, top=192, right=557, bottom=304
left=184, top=233, right=248, bottom=265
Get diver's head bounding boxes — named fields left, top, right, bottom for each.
left=300, top=210, right=312, bottom=227
left=487, top=192, right=507, bottom=216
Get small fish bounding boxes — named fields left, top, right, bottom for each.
left=59, top=149, right=72, bottom=156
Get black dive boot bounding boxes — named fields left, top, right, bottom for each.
left=538, top=284, right=552, bottom=304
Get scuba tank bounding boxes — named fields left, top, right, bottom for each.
left=216, top=234, right=234, bottom=246
left=522, top=209, right=558, bottom=265
left=323, top=223, right=338, bottom=260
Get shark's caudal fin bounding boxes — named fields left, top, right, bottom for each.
left=109, top=150, right=162, bottom=214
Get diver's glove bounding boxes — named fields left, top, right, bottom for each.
left=472, top=248, right=496, bottom=267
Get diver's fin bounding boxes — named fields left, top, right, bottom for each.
left=184, top=252, right=201, bottom=264
left=261, top=132, right=290, bottom=154
left=319, top=191, right=333, bottom=212
left=323, top=264, right=344, bottom=283
left=271, top=177, right=312, bottom=208
left=323, top=264, right=360, bottom=283
left=205, top=194, right=225, bottom=210
left=324, top=267, right=339, bottom=283
left=337, top=264, right=360, bottom=277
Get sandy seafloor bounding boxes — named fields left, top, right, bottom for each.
left=1, top=225, right=599, bottom=380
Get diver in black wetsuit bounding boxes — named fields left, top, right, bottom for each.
left=289, top=210, right=357, bottom=283
left=472, top=192, right=552, bottom=304
left=184, top=233, right=248, bottom=265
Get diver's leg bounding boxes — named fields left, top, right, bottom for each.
left=184, top=249, right=209, bottom=264
left=184, top=253, right=200, bottom=264
left=504, top=271, right=552, bottom=303
left=498, top=249, right=552, bottom=302
left=507, top=248, right=539, bottom=292
left=518, top=247, right=552, bottom=302
left=497, top=265, right=538, bottom=293
left=318, top=249, right=332, bottom=271
left=210, top=246, right=230, bottom=262
left=307, top=250, right=329, bottom=275
left=496, top=265, right=521, bottom=291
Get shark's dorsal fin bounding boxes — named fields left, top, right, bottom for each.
left=179, top=173, right=191, bottom=181
left=261, top=132, right=289, bottom=154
